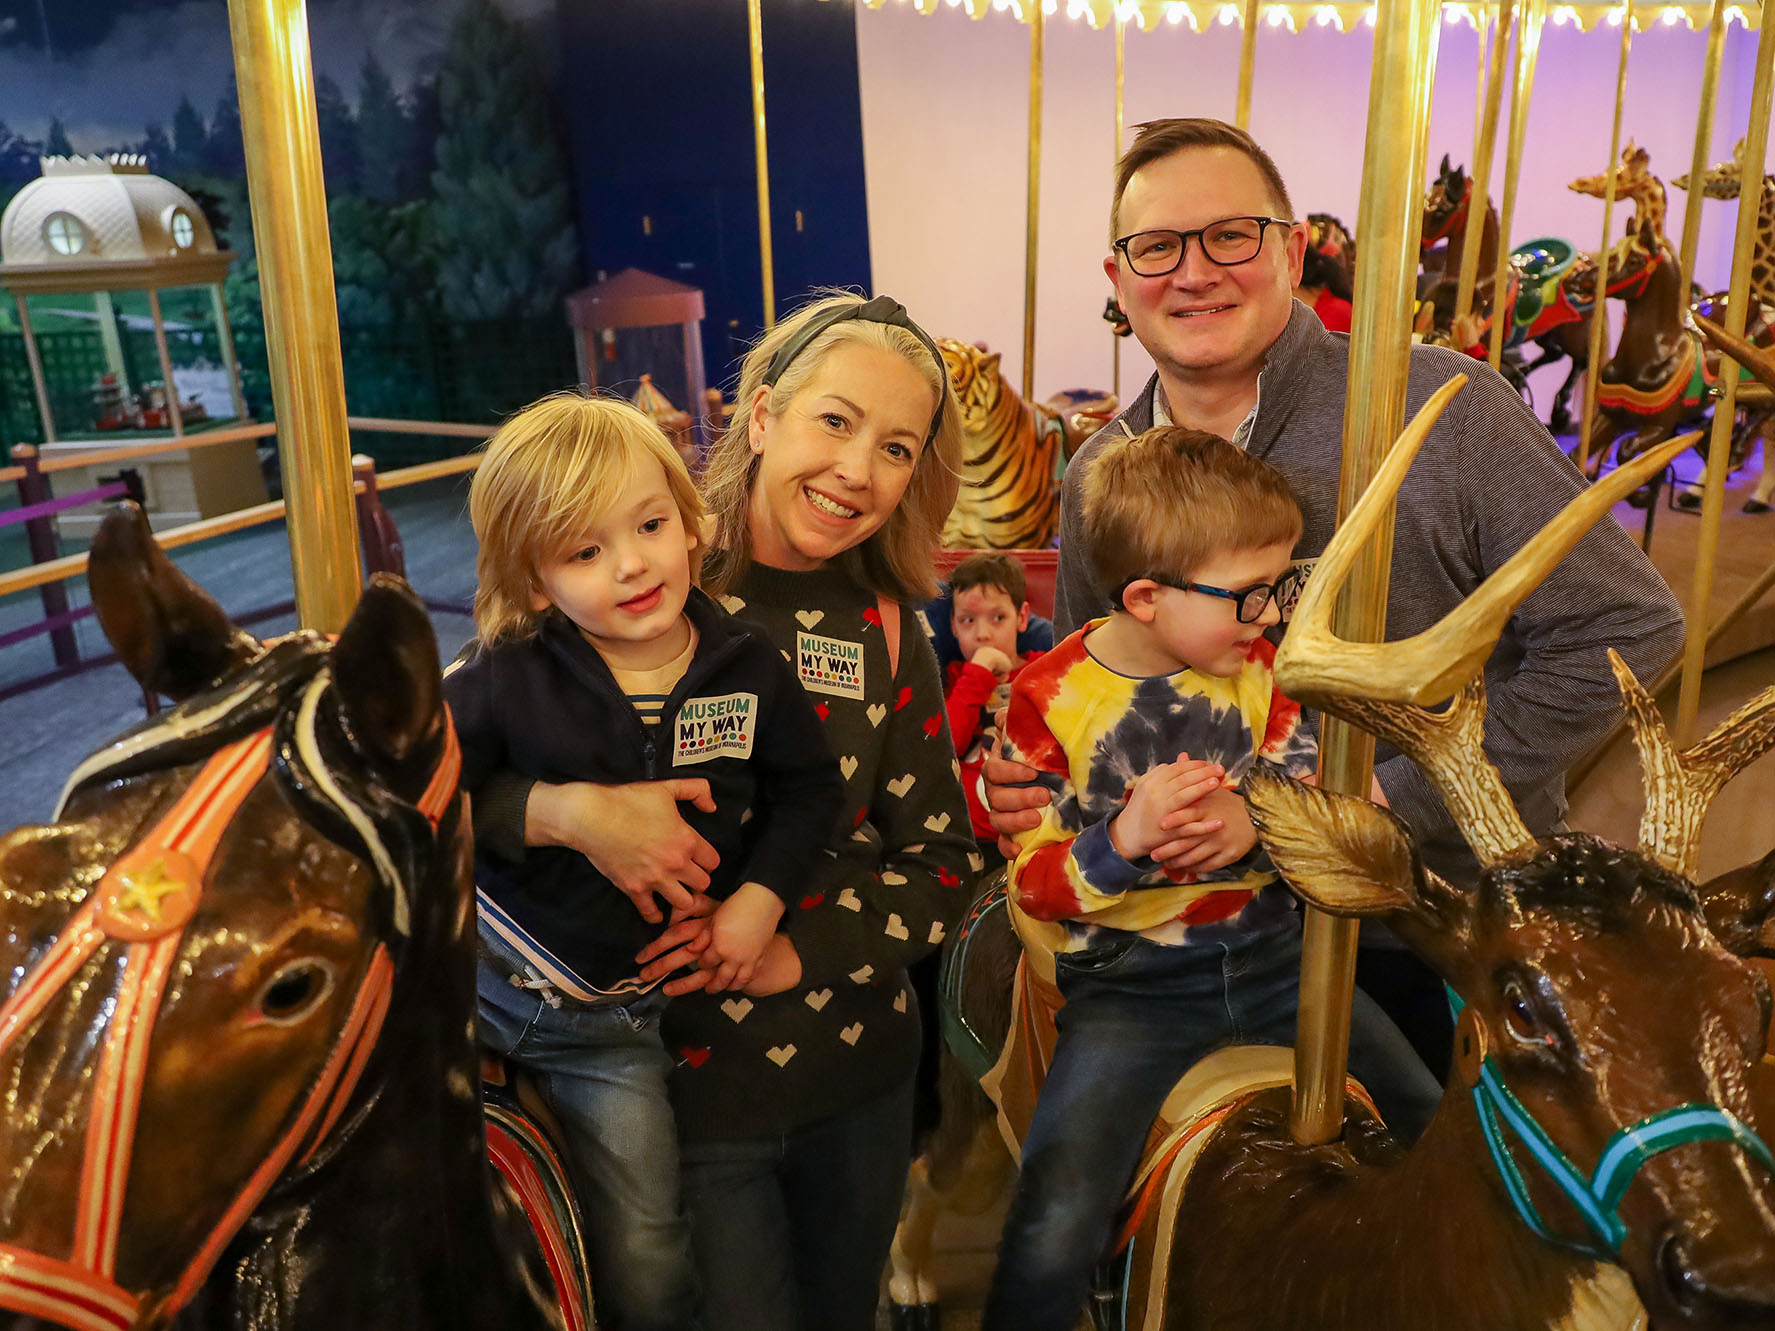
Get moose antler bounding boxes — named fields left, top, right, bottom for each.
left=1276, top=373, right=1700, bottom=865
left=1610, top=651, right=1775, bottom=880
left=1695, top=314, right=1775, bottom=396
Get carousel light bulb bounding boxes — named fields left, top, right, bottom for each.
left=1042, top=0, right=1058, bottom=14
left=1166, top=1, right=1188, bottom=21
left=1266, top=5, right=1286, bottom=22
left=1724, top=3, right=1746, bottom=23
left=1363, top=4, right=1377, bottom=22
left=1219, top=3, right=1239, bottom=23
left=1659, top=5, right=1681, bottom=21
left=1116, top=0, right=1142, bottom=20
left=1605, top=4, right=1623, bottom=20
left=1315, top=4, right=1338, bottom=22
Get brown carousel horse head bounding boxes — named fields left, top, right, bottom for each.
left=1236, top=386, right=1775, bottom=1329
left=1421, top=154, right=1471, bottom=250
left=0, top=503, right=481, bottom=1331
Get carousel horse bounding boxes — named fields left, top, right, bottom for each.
left=0, top=505, right=592, bottom=1331
left=1580, top=215, right=1773, bottom=482
left=1419, top=157, right=1591, bottom=427
left=937, top=338, right=1113, bottom=551
left=1673, top=137, right=1775, bottom=308
left=889, top=402, right=1775, bottom=1331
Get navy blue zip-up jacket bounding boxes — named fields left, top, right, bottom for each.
left=445, top=589, right=844, bottom=991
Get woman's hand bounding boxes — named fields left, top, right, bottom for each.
left=527, top=779, right=721, bottom=923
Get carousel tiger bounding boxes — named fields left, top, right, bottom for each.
left=938, top=338, right=1114, bottom=550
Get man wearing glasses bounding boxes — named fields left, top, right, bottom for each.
left=982, top=111, right=1684, bottom=1168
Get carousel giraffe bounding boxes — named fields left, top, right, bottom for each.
left=1570, top=140, right=1668, bottom=241
left=1672, top=137, right=1775, bottom=511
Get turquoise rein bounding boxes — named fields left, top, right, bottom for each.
left=1447, top=987, right=1775, bottom=1260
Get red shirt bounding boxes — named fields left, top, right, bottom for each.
left=1309, top=288, right=1353, bottom=334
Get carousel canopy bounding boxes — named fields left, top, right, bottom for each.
left=841, top=0, right=1763, bottom=34
left=0, top=155, right=234, bottom=295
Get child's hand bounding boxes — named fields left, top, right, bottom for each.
left=702, top=883, right=786, bottom=993
left=1109, top=756, right=1225, bottom=862
left=970, top=646, right=1016, bottom=677
left=1153, top=784, right=1258, bottom=876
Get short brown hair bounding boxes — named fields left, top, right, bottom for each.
left=949, top=552, right=1026, bottom=607
left=468, top=392, right=705, bottom=645
left=1079, top=427, right=1301, bottom=596
left=700, top=291, right=963, bottom=603
left=1111, top=119, right=1294, bottom=243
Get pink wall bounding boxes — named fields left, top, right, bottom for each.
left=856, top=3, right=1767, bottom=414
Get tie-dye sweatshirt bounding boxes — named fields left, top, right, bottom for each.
left=1000, top=619, right=1317, bottom=952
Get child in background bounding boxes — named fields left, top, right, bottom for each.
left=446, top=392, right=842, bottom=1331
left=982, top=426, right=1439, bottom=1331
left=943, top=552, right=1045, bottom=873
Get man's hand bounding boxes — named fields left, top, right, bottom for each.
left=1154, top=784, right=1257, bottom=877
left=1108, top=757, right=1225, bottom=862
left=528, top=779, right=721, bottom=923
left=983, top=707, right=1047, bottom=857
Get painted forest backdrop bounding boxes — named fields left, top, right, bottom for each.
left=0, top=0, right=584, bottom=460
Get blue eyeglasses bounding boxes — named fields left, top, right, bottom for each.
left=1115, top=568, right=1302, bottom=624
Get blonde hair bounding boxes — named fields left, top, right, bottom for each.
left=699, top=292, right=962, bottom=603
left=1080, top=427, right=1301, bottom=596
left=468, top=391, right=706, bottom=644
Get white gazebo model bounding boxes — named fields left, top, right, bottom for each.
left=0, top=155, right=265, bottom=530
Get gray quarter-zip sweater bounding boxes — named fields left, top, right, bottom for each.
left=1055, top=300, right=1686, bottom=886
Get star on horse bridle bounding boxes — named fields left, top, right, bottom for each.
left=0, top=653, right=459, bottom=1331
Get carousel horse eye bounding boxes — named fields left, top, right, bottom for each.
left=257, top=959, right=336, bottom=1024
left=1501, top=979, right=1544, bottom=1046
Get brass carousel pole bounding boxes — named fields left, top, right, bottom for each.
left=1292, top=0, right=1441, bottom=1147
left=1675, top=9, right=1775, bottom=744
left=1575, top=0, right=1634, bottom=474
left=1112, top=12, right=1126, bottom=400
left=1236, top=0, right=1261, bottom=130
left=227, top=0, right=360, bottom=632
left=748, top=0, right=776, bottom=330
left=1454, top=0, right=1514, bottom=331
left=1677, top=0, right=1729, bottom=298
left=1486, top=0, right=1545, bottom=371
left=1022, top=0, right=1044, bottom=402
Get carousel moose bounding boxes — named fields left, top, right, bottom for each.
left=890, top=383, right=1775, bottom=1331
left=0, top=505, right=590, bottom=1331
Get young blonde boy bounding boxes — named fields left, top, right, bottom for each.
left=982, top=427, right=1440, bottom=1331
left=445, top=393, right=841, bottom=1331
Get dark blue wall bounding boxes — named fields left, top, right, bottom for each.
left=554, top=0, right=873, bottom=395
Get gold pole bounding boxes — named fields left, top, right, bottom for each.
left=146, top=289, right=185, bottom=440
left=1455, top=0, right=1515, bottom=329
left=1675, top=8, right=1775, bottom=745
left=1677, top=0, right=1729, bottom=299
left=227, top=0, right=359, bottom=633
left=1575, top=0, right=1633, bottom=473
left=1022, top=0, right=1044, bottom=403
left=747, top=0, right=776, bottom=330
left=1236, top=0, right=1261, bottom=130
left=1292, top=0, right=1441, bottom=1147
left=1472, top=5, right=1488, bottom=139
left=1486, top=0, right=1545, bottom=371
left=13, top=294, right=57, bottom=444
left=1112, top=14, right=1125, bottom=401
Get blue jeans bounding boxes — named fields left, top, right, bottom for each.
left=476, top=939, right=699, bottom=1331
left=678, top=1079, right=916, bottom=1331
left=982, top=916, right=1441, bottom=1331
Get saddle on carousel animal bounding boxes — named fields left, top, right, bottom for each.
left=890, top=381, right=1775, bottom=1331
left=938, top=338, right=1114, bottom=551
left=0, top=504, right=592, bottom=1331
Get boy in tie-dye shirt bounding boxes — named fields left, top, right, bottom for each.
left=983, top=428, right=1441, bottom=1331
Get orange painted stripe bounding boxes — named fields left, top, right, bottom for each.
left=0, top=911, right=104, bottom=1057
left=417, top=714, right=461, bottom=828
left=0, top=1244, right=138, bottom=1329
left=297, top=951, right=394, bottom=1168
left=487, top=1123, right=589, bottom=1331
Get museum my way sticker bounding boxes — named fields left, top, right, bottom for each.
left=674, top=692, right=758, bottom=765
left=798, top=631, right=865, bottom=699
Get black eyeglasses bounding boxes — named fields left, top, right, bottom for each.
left=1115, top=568, right=1302, bottom=625
left=1113, top=217, right=1293, bottom=278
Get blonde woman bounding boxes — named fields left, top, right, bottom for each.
left=476, top=296, right=976, bottom=1330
